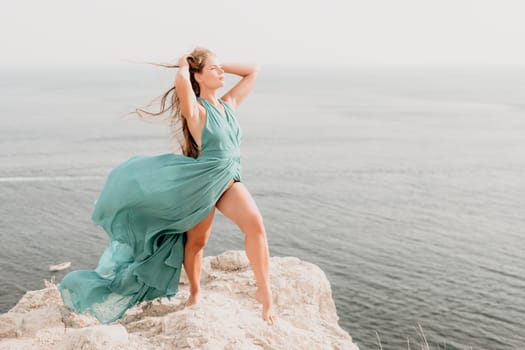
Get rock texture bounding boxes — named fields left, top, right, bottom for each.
left=0, top=251, right=359, bottom=350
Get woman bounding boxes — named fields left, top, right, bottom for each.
left=58, top=47, right=276, bottom=325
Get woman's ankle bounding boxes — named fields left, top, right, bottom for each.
left=190, top=286, right=201, bottom=295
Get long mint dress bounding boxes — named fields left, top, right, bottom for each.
left=59, top=97, right=242, bottom=323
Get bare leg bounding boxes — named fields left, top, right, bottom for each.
left=183, top=207, right=215, bottom=306
left=215, top=182, right=276, bottom=324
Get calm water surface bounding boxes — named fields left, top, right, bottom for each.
left=0, top=64, right=524, bottom=349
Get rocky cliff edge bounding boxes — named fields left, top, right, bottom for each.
left=0, top=250, right=359, bottom=350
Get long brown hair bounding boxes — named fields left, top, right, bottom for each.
left=133, top=47, right=214, bottom=158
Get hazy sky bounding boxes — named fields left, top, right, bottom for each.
left=1, top=0, right=525, bottom=66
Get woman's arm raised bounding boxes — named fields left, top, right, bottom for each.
left=221, top=63, right=259, bottom=110
left=175, top=55, right=200, bottom=121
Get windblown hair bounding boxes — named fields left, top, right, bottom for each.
left=133, top=47, right=215, bottom=158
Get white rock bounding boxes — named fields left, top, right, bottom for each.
left=0, top=313, right=19, bottom=338
left=19, top=305, right=65, bottom=337
left=8, top=282, right=62, bottom=313
left=0, top=251, right=359, bottom=350
left=210, top=250, right=250, bottom=272
left=49, top=262, right=71, bottom=272
left=60, top=324, right=128, bottom=350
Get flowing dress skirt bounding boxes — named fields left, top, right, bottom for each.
left=58, top=153, right=240, bottom=323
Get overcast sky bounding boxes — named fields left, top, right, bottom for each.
left=1, top=0, right=524, bottom=66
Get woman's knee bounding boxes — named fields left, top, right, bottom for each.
left=186, top=235, right=208, bottom=251
left=185, top=229, right=211, bottom=250
left=241, top=210, right=265, bottom=235
left=185, top=209, right=214, bottom=251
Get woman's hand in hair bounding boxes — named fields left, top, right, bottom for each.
left=177, top=54, right=192, bottom=68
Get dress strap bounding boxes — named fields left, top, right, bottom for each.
left=197, top=97, right=226, bottom=119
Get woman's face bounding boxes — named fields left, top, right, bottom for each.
left=195, top=55, right=225, bottom=90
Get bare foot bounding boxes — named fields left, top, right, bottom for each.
left=185, top=289, right=200, bottom=307
left=255, top=288, right=277, bottom=325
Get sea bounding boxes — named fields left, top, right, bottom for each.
left=0, top=63, right=524, bottom=350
